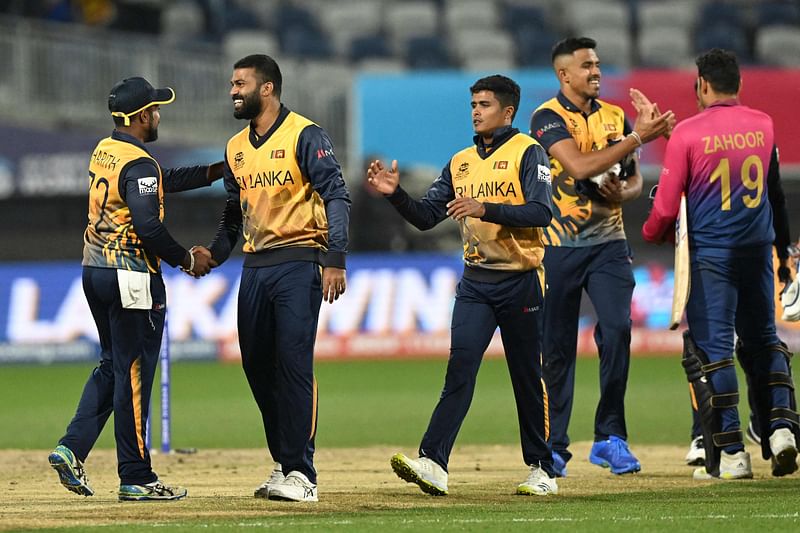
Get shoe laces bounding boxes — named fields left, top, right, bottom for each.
left=268, top=468, right=284, bottom=484
left=71, top=459, right=90, bottom=484
left=524, top=465, right=546, bottom=482
left=284, top=473, right=313, bottom=488
left=146, top=481, right=177, bottom=496
left=608, top=437, right=635, bottom=461
left=417, top=458, right=436, bottom=474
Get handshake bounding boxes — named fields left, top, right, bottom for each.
left=180, top=246, right=218, bottom=278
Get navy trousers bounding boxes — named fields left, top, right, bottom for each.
left=686, top=247, right=791, bottom=453
left=59, top=266, right=165, bottom=485
left=237, top=261, right=322, bottom=483
left=542, top=240, right=635, bottom=462
left=418, top=268, right=554, bottom=477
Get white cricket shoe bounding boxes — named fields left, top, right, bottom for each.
left=769, top=427, right=798, bottom=477
left=685, top=436, right=705, bottom=466
left=693, top=450, right=752, bottom=480
left=516, top=465, right=558, bottom=496
left=267, top=471, right=318, bottom=502
left=390, top=453, right=448, bottom=496
left=254, top=462, right=284, bottom=498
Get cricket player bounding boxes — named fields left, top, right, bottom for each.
left=368, top=75, right=558, bottom=496
left=529, top=36, right=673, bottom=477
left=643, top=48, right=798, bottom=480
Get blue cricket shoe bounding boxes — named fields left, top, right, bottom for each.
left=589, top=435, right=641, bottom=474
left=552, top=450, right=568, bottom=478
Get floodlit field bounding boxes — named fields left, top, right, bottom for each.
left=2, top=357, right=798, bottom=532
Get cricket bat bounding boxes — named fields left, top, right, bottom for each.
left=670, top=194, right=690, bottom=330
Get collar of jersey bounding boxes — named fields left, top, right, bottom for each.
left=557, top=91, right=601, bottom=116
left=248, top=104, right=291, bottom=150
left=473, top=126, right=518, bottom=159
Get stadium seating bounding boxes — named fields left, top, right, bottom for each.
left=755, top=25, right=800, bottom=66
left=9, top=0, right=800, bottom=70
left=451, top=29, right=515, bottom=71
left=694, top=24, right=751, bottom=62
left=639, top=26, right=694, bottom=68
left=591, top=27, right=633, bottom=69
left=405, top=35, right=452, bottom=70
left=569, top=0, right=631, bottom=37
left=385, top=1, right=440, bottom=54
left=223, top=30, right=280, bottom=65
left=349, top=35, right=393, bottom=64
left=160, top=1, right=205, bottom=44
left=638, top=1, right=697, bottom=34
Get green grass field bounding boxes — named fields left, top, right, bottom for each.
left=4, top=356, right=796, bottom=533
left=1, top=356, right=699, bottom=450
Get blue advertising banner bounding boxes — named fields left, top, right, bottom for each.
left=7, top=254, right=792, bottom=364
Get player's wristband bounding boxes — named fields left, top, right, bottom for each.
left=180, top=249, right=195, bottom=274
left=628, top=131, right=643, bottom=146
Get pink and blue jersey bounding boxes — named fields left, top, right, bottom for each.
left=643, top=100, right=777, bottom=256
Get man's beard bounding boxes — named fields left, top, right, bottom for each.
left=145, top=123, right=158, bottom=143
left=234, top=91, right=262, bottom=120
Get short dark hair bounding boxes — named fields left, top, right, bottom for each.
left=233, top=54, right=282, bottom=97
left=551, top=37, right=597, bottom=63
left=696, top=48, right=740, bottom=95
left=470, top=75, right=521, bottom=120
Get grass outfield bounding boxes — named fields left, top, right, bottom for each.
left=0, top=356, right=705, bottom=450
left=4, top=356, right=792, bottom=533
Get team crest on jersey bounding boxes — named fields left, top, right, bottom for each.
left=271, top=149, right=285, bottom=159
left=537, top=164, right=552, bottom=184
left=234, top=151, right=245, bottom=170
left=137, top=177, right=158, bottom=195
left=568, top=117, right=580, bottom=134
left=493, top=161, right=508, bottom=170
left=454, top=162, right=470, bottom=180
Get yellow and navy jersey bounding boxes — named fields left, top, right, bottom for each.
left=82, top=132, right=165, bottom=273
left=530, top=92, right=631, bottom=247
left=387, top=126, right=553, bottom=278
left=210, top=105, right=351, bottom=268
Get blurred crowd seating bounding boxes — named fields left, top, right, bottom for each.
left=4, top=0, right=800, bottom=69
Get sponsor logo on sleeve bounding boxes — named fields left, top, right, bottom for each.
left=316, top=148, right=334, bottom=159
left=535, top=122, right=562, bottom=139
left=537, top=164, right=552, bottom=184
left=137, top=177, right=158, bottom=195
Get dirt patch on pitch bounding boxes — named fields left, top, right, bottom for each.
left=0, top=442, right=777, bottom=530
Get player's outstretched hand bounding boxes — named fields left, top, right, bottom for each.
left=630, top=88, right=675, bottom=142
left=366, top=159, right=400, bottom=195
left=322, top=267, right=346, bottom=303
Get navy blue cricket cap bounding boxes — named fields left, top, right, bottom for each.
left=108, top=77, right=175, bottom=126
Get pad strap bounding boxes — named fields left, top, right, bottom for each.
left=770, top=408, right=800, bottom=427
left=768, top=372, right=794, bottom=390
left=710, top=392, right=739, bottom=408
left=702, top=359, right=735, bottom=374
left=712, top=430, right=743, bottom=448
